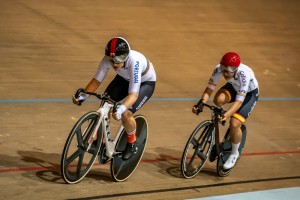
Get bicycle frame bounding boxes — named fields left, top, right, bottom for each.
left=181, top=100, right=246, bottom=178
left=89, top=101, right=124, bottom=159
left=61, top=88, right=148, bottom=183
left=211, top=110, right=222, bottom=155
left=197, top=102, right=226, bottom=157
left=74, top=88, right=124, bottom=159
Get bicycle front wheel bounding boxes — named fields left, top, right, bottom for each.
left=181, top=120, right=214, bottom=178
left=61, top=111, right=103, bottom=184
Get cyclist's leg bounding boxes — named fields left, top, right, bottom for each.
left=213, top=83, right=235, bottom=106
left=122, top=81, right=156, bottom=159
left=129, top=81, right=156, bottom=113
left=223, top=115, right=245, bottom=170
left=103, top=76, right=135, bottom=159
left=224, top=89, right=259, bottom=169
left=120, top=111, right=137, bottom=159
left=213, top=83, right=240, bottom=168
left=231, top=89, right=258, bottom=148
left=104, top=75, right=129, bottom=101
left=229, top=115, right=243, bottom=147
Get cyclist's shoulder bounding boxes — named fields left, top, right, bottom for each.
left=211, top=64, right=222, bottom=76
left=128, top=50, right=145, bottom=59
left=236, top=63, right=255, bottom=74
left=126, top=50, right=148, bottom=67
left=238, top=63, right=253, bottom=71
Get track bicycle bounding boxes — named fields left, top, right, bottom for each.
left=61, top=88, right=148, bottom=184
left=181, top=100, right=247, bottom=178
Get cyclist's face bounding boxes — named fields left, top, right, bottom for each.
left=112, top=62, right=124, bottom=70
left=222, top=71, right=235, bottom=80
left=221, top=65, right=237, bottom=80
left=107, top=56, right=124, bottom=70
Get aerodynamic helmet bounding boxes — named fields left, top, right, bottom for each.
left=105, top=37, right=130, bottom=63
left=220, top=52, right=241, bottom=67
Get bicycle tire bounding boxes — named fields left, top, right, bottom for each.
left=61, top=111, right=103, bottom=184
left=181, top=120, right=215, bottom=178
left=217, top=124, right=247, bottom=177
left=110, top=114, right=148, bottom=182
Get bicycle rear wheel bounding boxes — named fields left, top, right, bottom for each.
left=61, top=111, right=103, bottom=184
left=217, top=124, right=247, bottom=177
left=111, top=115, right=148, bottom=182
left=181, top=120, right=215, bottom=178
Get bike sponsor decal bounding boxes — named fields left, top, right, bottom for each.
left=248, top=100, right=257, bottom=117
left=136, top=96, right=148, bottom=111
left=134, top=61, right=139, bottom=83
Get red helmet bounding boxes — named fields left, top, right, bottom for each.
left=220, top=52, right=240, bottom=67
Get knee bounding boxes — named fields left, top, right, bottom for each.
left=213, top=96, right=222, bottom=106
left=213, top=95, right=226, bottom=107
left=213, top=89, right=228, bottom=107
left=121, top=110, right=133, bottom=123
left=229, top=117, right=242, bottom=129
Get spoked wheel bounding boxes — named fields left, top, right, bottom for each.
left=111, top=115, right=148, bottom=182
left=181, top=120, right=215, bottom=178
left=61, top=111, right=103, bottom=184
left=217, top=124, right=247, bottom=177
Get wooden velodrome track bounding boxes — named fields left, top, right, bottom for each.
left=0, top=0, right=299, bottom=199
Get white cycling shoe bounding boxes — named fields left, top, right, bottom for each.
left=223, top=152, right=239, bottom=170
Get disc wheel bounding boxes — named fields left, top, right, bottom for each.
left=110, top=115, right=148, bottom=182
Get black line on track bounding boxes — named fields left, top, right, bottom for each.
left=67, top=175, right=300, bottom=200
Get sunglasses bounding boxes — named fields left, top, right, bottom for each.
left=220, top=65, right=237, bottom=73
left=107, top=55, right=127, bottom=64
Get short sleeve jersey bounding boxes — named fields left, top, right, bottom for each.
left=207, top=63, right=259, bottom=102
left=94, top=50, right=156, bottom=93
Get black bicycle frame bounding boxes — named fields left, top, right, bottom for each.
left=213, top=113, right=222, bottom=155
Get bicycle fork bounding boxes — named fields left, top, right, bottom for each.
left=86, top=114, right=102, bottom=152
left=100, top=104, right=125, bottom=158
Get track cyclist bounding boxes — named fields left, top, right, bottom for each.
left=72, top=37, right=156, bottom=160
left=192, top=52, right=259, bottom=169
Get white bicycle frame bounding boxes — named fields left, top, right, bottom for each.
left=87, top=102, right=124, bottom=158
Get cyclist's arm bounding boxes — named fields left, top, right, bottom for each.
left=201, top=87, right=213, bottom=104
left=85, top=56, right=112, bottom=93
left=85, top=78, right=101, bottom=92
left=123, top=92, right=138, bottom=109
left=224, top=100, right=243, bottom=119
left=193, top=67, right=219, bottom=114
left=201, top=65, right=221, bottom=104
left=72, top=78, right=101, bottom=105
left=192, top=87, right=213, bottom=114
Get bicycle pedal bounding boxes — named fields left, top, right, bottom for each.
left=98, top=146, right=110, bottom=164
left=99, top=155, right=110, bottom=164
left=113, top=152, right=123, bottom=158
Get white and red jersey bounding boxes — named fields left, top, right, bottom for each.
left=94, top=50, right=156, bottom=93
left=208, top=63, right=259, bottom=102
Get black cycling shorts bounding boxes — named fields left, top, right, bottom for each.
left=220, top=83, right=259, bottom=122
left=104, top=75, right=156, bottom=113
